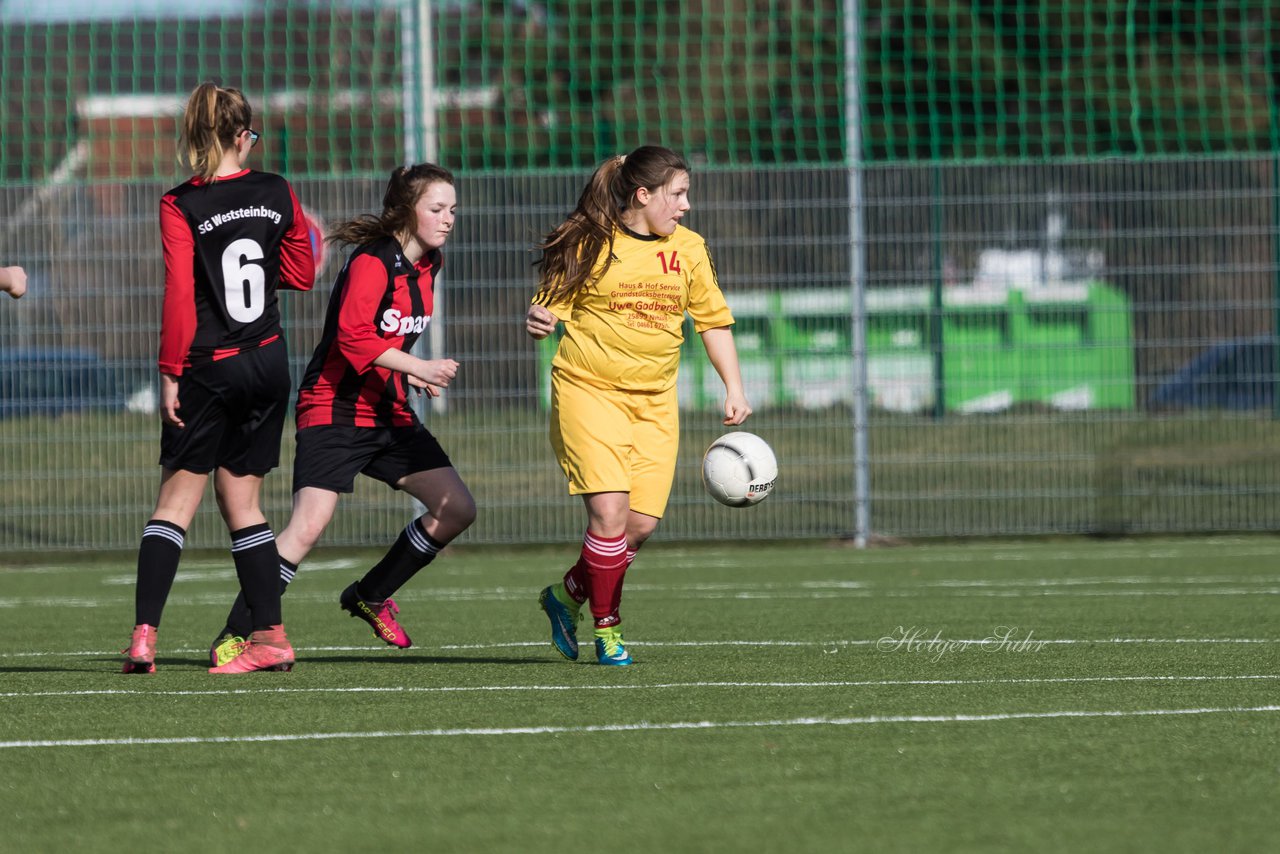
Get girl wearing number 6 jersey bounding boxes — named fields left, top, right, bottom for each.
left=121, top=82, right=315, bottom=675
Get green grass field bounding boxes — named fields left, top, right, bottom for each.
left=3, top=537, right=1279, bottom=852
left=10, top=409, right=1280, bottom=550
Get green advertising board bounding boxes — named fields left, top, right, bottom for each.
left=537, top=281, right=1135, bottom=414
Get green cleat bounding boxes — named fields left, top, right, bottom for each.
left=594, top=625, right=633, bottom=666
left=209, top=632, right=248, bottom=668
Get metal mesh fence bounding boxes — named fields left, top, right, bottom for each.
left=0, top=166, right=855, bottom=548
left=861, top=157, right=1280, bottom=537
left=0, top=1, right=845, bottom=180
left=1, top=1, right=1280, bottom=550
left=7, top=1, right=1275, bottom=175
left=862, top=0, right=1280, bottom=160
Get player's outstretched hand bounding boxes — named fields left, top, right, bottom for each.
left=723, top=392, right=752, bottom=426
left=0, top=265, right=27, bottom=299
left=525, top=304, right=557, bottom=339
left=407, top=375, right=442, bottom=397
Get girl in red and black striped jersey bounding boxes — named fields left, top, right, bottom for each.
left=121, top=82, right=316, bottom=676
left=211, top=164, right=476, bottom=660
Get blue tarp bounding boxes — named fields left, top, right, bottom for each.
left=1149, top=336, right=1275, bottom=411
left=0, top=347, right=123, bottom=418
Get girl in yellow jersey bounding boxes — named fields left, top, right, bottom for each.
left=526, top=145, right=751, bottom=665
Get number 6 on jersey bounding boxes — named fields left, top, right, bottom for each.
left=222, top=237, right=266, bottom=322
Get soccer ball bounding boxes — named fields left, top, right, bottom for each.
left=701, top=431, right=778, bottom=507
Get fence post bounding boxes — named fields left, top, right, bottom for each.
left=845, top=0, right=870, bottom=547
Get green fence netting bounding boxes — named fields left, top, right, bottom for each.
left=3, top=1, right=1280, bottom=549
left=3, top=1, right=1278, bottom=183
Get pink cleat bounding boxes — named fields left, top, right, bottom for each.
left=339, top=582, right=412, bottom=648
left=208, top=626, right=295, bottom=674
left=121, top=624, right=158, bottom=674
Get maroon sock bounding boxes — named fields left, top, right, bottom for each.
left=581, top=531, right=628, bottom=626
left=562, top=556, right=590, bottom=604
left=607, top=547, right=639, bottom=619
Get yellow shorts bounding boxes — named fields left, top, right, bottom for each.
left=549, top=368, right=680, bottom=519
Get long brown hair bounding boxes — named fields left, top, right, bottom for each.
left=328, top=163, right=455, bottom=248
left=181, top=82, right=253, bottom=183
left=534, top=145, right=689, bottom=304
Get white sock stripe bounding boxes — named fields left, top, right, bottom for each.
left=142, top=525, right=184, bottom=549
left=279, top=566, right=296, bottom=583
left=584, top=532, right=628, bottom=556
left=404, top=523, right=439, bottom=555
left=231, top=530, right=276, bottom=553
left=626, top=549, right=638, bottom=563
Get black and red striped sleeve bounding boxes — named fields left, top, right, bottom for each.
left=279, top=183, right=316, bottom=292
left=157, top=193, right=197, bottom=376
left=336, top=254, right=396, bottom=374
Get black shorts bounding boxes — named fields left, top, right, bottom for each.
left=291, top=422, right=453, bottom=494
left=159, top=339, right=291, bottom=476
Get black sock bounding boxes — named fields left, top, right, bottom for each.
left=359, top=521, right=444, bottom=602
left=134, top=519, right=185, bottom=627
left=223, top=557, right=296, bottom=638
left=230, top=524, right=283, bottom=631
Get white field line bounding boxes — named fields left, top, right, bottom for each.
left=847, top=545, right=1280, bottom=565
left=431, top=637, right=1280, bottom=648
left=5, top=705, right=1280, bottom=750
left=103, top=576, right=1277, bottom=590
left=13, top=540, right=1280, bottom=580
left=97, top=560, right=360, bottom=585
left=2, top=673, right=1279, bottom=701
left=11, top=579, right=1280, bottom=609
left=87, top=571, right=1280, bottom=588
left=3, top=558, right=360, bottom=576
left=896, top=588, right=1280, bottom=598
left=4, top=636, right=1280, bottom=661
left=922, top=575, right=1280, bottom=587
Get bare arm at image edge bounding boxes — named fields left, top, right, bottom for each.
left=0, top=265, right=27, bottom=299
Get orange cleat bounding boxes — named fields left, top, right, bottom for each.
left=208, top=625, right=295, bottom=674
left=121, top=624, right=158, bottom=674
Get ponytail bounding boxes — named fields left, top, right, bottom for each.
left=534, top=146, right=689, bottom=305
left=181, top=82, right=252, bottom=183
left=533, top=157, right=624, bottom=305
